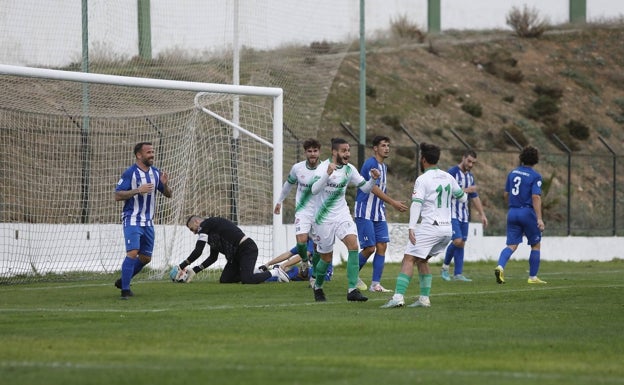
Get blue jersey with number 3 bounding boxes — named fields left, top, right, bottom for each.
left=505, top=166, right=542, bottom=208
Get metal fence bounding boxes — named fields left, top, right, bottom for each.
left=282, top=138, right=623, bottom=237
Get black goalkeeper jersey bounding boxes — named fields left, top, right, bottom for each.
left=196, top=217, right=246, bottom=261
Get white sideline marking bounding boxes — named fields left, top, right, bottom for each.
left=1, top=282, right=622, bottom=314
left=1, top=360, right=623, bottom=383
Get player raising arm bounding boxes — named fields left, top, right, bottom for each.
left=273, top=138, right=323, bottom=277
left=114, top=142, right=172, bottom=300
left=308, top=137, right=380, bottom=302
left=354, top=135, right=408, bottom=293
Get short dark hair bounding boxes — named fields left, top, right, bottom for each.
left=302, top=138, right=321, bottom=150
left=331, top=137, right=348, bottom=151
left=463, top=149, right=477, bottom=159
left=134, top=142, right=152, bottom=156
left=186, top=215, right=201, bottom=227
left=519, top=145, right=539, bottom=166
left=420, top=142, right=441, bottom=165
left=371, top=135, right=390, bottom=147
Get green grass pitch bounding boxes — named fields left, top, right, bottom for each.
left=1, top=260, right=623, bottom=385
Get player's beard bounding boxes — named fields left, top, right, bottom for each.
left=142, top=158, right=154, bottom=167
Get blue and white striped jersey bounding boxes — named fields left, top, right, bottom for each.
left=447, top=165, right=478, bottom=222
left=116, top=164, right=166, bottom=227
left=354, top=156, right=387, bottom=221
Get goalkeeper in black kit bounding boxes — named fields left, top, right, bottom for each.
left=170, top=215, right=290, bottom=284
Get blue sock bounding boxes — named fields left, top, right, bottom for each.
left=454, top=247, right=465, bottom=275
left=371, top=253, right=385, bottom=282
left=444, top=243, right=456, bottom=265
left=497, top=247, right=514, bottom=268
left=529, top=250, right=541, bottom=276
left=358, top=252, right=367, bottom=270
left=121, top=257, right=135, bottom=290
left=132, top=257, right=145, bottom=276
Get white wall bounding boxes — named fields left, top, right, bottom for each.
left=1, top=223, right=621, bottom=277
left=377, top=223, right=624, bottom=264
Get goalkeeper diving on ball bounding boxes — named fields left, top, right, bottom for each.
left=169, top=215, right=290, bottom=284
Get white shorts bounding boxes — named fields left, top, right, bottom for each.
left=312, top=219, right=358, bottom=254
left=294, top=214, right=314, bottom=236
left=404, top=223, right=452, bottom=259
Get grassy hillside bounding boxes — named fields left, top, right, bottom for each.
left=318, top=24, right=624, bottom=234
left=323, top=25, right=624, bottom=151
left=1, top=24, right=622, bottom=235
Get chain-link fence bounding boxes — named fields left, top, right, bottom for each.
left=281, top=138, right=623, bottom=237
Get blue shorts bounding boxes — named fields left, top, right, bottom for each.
left=505, top=207, right=542, bottom=246
left=451, top=219, right=470, bottom=241
left=354, top=217, right=389, bottom=249
left=122, top=225, right=155, bottom=256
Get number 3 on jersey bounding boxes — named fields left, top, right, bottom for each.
left=511, top=176, right=522, bottom=195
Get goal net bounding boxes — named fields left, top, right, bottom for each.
left=0, top=65, right=284, bottom=283
left=0, top=1, right=365, bottom=283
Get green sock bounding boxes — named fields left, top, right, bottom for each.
left=395, top=272, right=411, bottom=295
left=314, top=259, right=329, bottom=288
left=347, top=250, right=359, bottom=289
left=312, top=251, right=320, bottom=271
left=296, top=242, right=308, bottom=262
left=419, top=273, right=432, bottom=296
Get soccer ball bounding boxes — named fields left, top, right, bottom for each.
left=175, top=269, right=189, bottom=283
left=169, top=266, right=188, bottom=283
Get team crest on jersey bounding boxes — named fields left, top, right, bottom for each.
left=117, top=178, right=123, bottom=185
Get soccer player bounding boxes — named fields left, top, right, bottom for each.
left=441, top=149, right=488, bottom=282
left=309, top=137, right=383, bottom=302
left=114, top=142, right=172, bottom=299
left=260, top=240, right=334, bottom=283
left=494, top=145, right=547, bottom=284
left=273, top=138, right=323, bottom=278
left=354, top=135, right=408, bottom=292
left=382, top=142, right=467, bottom=309
left=169, top=215, right=290, bottom=284
left=259, top=239, right=316, bottom=272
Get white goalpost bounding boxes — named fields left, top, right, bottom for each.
left=0, top=64, right=286, bottom=283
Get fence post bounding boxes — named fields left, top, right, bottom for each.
left=551, top=134, right=571, bottom=235
left=340, top=121, right=360, bottom=143
left=428, top=0, right=441, bottom=33
left=449, top=127, right=471, bottom=149
left=598, top=136, right=617, bottom=235
left=569, top=0, right=587, bottom=24
left=283, top=123, right=301, bottom=162
left=503, top=130, right=523, bottom=150
left=137, top=0, right=152, bottom=60
left=399, top=124, right=420, bottom=179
